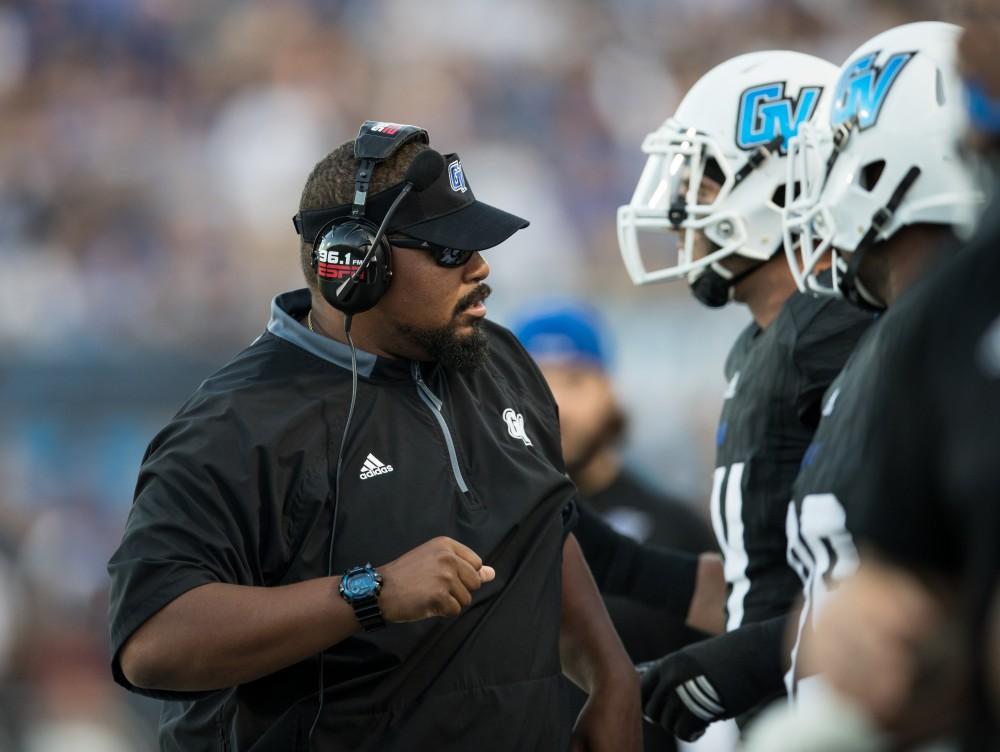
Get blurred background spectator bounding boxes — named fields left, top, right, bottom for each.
left=514, top=300, right=717, bottom=752
left=0, top=0, right=950, bottom=747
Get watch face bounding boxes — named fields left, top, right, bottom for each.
left=345, top=571, right=376, bottom=599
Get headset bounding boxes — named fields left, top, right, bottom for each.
left=293, top=120, right=445, bottom=315
left=291, top=121, right=445, bottom=749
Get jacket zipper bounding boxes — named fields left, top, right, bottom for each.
left=411, top=361, right=470, bottom=494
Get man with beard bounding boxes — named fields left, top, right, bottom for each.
left=514, top=301, right=719, bottom=752
left=107, top=123, right=641, bottom=752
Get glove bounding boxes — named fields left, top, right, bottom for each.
left=638, top=649, right=725, bottom=741
left=638, top=616, right=788, bottom=741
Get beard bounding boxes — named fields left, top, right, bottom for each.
left=395, top=284, right=492, bottom=372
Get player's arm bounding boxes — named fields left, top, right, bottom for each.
left=119, top=536, right=494, bottom=692
left=560, top=533, right=642, bottom=752
left=639, top=614, right=790, bottom=741
left=574, top=504, right=725, bottom=633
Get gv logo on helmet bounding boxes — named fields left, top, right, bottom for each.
left=831, top=51, right=915, bottom=129
left=736, top=83, right=822, bottom=153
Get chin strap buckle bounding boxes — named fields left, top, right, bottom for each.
left=668, top=199, right=687, bottom=227
left=871, top=206, right=893, bottom=233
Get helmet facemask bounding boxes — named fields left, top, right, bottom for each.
left=617, top=120, right=750, bottom=287
left=783, top=120, right=843, bottom=297
left=618, top=50, right=843, bottom=302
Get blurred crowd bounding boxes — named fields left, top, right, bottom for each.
left=0, top=0, right=942, bottom=749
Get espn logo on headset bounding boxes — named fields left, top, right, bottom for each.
left=316, top=249, right=366, bottom=282
left=369, top=121, right=403, bottom=135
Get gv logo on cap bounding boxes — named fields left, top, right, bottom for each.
left=448, top=160, right=468, bottom=193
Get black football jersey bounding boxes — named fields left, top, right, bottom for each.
left=711, top=290, right=874, bottom=631
left=783, top=317, right=887, bottom=693
left=850, top=209, right=1000, bottom=751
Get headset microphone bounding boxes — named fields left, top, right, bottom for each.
left=333, top=149, right=445, bottom=308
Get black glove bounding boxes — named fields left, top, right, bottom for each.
left=638, top=616, right=788, bottom=741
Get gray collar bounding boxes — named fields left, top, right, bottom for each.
left=266, top=289, right=377, bottom=378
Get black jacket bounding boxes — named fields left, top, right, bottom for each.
left=108, top=289, right=577, bottom=752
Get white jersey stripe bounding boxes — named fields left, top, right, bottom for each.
left=722, top=462, right=749, bottom=631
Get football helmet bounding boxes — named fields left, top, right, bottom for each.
left=617, top=51, right=839, bottom=306
left=783, top=22, right=984, bottom=306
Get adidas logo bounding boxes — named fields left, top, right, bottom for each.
left=360, top=453, right=394, bottom=480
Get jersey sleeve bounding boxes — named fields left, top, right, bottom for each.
left=107, top=404, right=264, bottom=698
left=793, top=302, right=875, bottom=427
left=573, top=501, right=700, bottom=618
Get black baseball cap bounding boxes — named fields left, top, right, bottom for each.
left=294, top=152, right=529, bottom=251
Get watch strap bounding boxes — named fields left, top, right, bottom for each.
left=351, top=594, right=385, bottom=632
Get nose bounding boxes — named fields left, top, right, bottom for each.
left=464, top=252, right=489, bottom=283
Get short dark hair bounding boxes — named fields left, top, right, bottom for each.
left=298, top=139, right=428, bottom=290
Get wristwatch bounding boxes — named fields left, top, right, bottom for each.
left=338, top=563, right=385, bottom=632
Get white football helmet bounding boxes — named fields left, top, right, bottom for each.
left=617, top=51, right=839, bottom=305
left=783, top=21, right=984, bottom=305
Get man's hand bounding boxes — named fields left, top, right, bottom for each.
left=687, top=553, right=725, bottom=634
left=378, top=537, right=495, bottom=622
left=810, top=559, right=964, bottom=742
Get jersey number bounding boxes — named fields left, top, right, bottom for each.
left=785, top=494, right=859, bottom=694
left=786, top=493, right=858, bottom=614
left=709, top=463, right=750, bottom=631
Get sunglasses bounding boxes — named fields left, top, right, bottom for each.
left=388, top=235, right=476, bottom=268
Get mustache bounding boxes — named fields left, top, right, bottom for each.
left=454, top=284, right=492, bottom=316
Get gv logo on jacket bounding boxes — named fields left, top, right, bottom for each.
left=503, top=408, right=533, bottom=447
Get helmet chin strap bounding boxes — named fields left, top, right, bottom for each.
left=838, top=165, right=922, bottom=312
left=688, top=254, right=774, bottom=308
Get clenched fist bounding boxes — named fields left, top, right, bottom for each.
left=378, top=537, right=496, bottom=622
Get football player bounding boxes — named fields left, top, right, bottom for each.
left=742, top=20, right=986, bottom=751
left=618, top=50, right=874, bottom=740
left=763, top=13, right=1000, bottom=751
left=782, top=18, right=982, bottom=698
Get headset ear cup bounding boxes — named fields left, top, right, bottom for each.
left=313, top=218, right=392, bottom=314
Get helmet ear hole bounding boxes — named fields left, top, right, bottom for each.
left=859, top=160, right=886, bottom=192
left=769, top=181, right=802, bottom=209
left=703, top=157, right=725, bottom=187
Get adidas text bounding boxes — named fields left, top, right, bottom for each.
left=360, top=453, right=394, bottom=480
